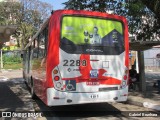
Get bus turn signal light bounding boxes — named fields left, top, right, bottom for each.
left=123, top=75, right=127, bottom=80
left=53, top=69, right=58, bottom=74
left=125, top=69, right=128, bottom=74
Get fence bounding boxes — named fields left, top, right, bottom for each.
left=145, top=58, right=160, bottom=72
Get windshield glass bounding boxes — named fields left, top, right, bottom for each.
left=60, top=16, right=124, bottom=55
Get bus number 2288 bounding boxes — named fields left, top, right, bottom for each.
left=63, top=60, right=87, bottom=66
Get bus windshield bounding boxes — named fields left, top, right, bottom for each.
left=60, top=16, right=124, bottom=55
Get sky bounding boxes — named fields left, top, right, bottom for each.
left=40, top=0, right=68, bottom=10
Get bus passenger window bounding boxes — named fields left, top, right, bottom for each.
left=38, top=32, right=45, bottom=58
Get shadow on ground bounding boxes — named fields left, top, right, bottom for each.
left=33, top=97, right=125, bottom=119
left=0, top=80, right=25, bottom=112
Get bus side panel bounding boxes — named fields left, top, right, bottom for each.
left=124, top=18, right=129, bottom=67
left=123, top=18, right=129, bottom=84
left=46, top=12, right=61, bottom=88
left=31, top=48, right=48, bottom=104
left=23, top=48, right=31, bottom=86
left=22, top=50, right=27, bottom=80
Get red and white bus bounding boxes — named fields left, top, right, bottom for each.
left=23, top=10, right=129, bottom=106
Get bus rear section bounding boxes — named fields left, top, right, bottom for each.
left=46, top=10, right=129, bottom=106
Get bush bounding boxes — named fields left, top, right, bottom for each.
left=2, top=52, right=22, bottom=65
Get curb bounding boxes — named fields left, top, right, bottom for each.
left=127, top=98, right=160, bottom=111
left=0, top=76, right=9, bottom=81
left=127, top=98, right=143, bottom=107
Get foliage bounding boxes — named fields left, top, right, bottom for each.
left=64, top=0, right=110, bottom=12
left=0, top=0, right=53, bottom=49
left=3, top=53, right=21, bottom=64
left=0, top=51, right=22, bottom=69
left=18, top=22, right=36, bottom=48
left=126, top=0, right=160, bottom=41
left=17, top=0, right=52, bottom=48
left=0, top=1, right=21, bottom=25
left=2, top=46, right=18, bottom=51
left=63, top=0, right=160, bottom=42
left=140, top=0, right=160, bottom=19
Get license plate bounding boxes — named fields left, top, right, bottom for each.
left=86, top=81, right=99, bottom=86
left=90, top=69, right=98, bottom=78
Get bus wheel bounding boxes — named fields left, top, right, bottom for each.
left=31, top=79, right=37, bottom=99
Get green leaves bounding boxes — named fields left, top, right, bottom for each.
left=63, top=0, right=159, bottom=42
left=63, top=0, right=107, bottom=12
left=0, top=0, right=52, bottom=49
left=0, top=1, right=21, bottom=25
left=18, top=22, right=36, bottom=48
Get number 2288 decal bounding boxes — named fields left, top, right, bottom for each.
left=63, top=60, right=87, bottom=66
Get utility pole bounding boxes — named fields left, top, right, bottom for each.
left=138, top=51, right=146, bottom=93
left=0, top=49, right=3, bottom=70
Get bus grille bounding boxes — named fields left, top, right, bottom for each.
left=99, top=87, right=118, bottom=91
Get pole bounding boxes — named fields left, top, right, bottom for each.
left=0, top=49, right=3, bottom=70
left=138, top=51, right=146, bottom=93
left=136, top=51, right=139, bottom=73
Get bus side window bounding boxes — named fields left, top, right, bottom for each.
left=38, top=32, right=45, bottom=59
left=33, top=48, right=38, bottom=59
left=44, top=27, right=48, bottom=56
left=38, top=26, right=48, bottom=58
left=33, top=38, right=38, bottom=59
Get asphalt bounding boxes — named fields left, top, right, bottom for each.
left=0, top=69, right=160, bottom=112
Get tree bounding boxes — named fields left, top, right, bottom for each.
left=63, top=0, right=160, bottom=42
left=140, top=0, right=160, bottom=19
left=126, top=0, right=160, bottom=41
left=0, top=1, right=21, bottom=25
left=17, top=0, right=52, bottom=48
left=125, top=0, right=160, bottom=41
left=0, top=0, right=53, bottom=49
left=64, top=0, right=113, bottom=12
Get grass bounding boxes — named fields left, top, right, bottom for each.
left=3, top=63, right=22, bottom=70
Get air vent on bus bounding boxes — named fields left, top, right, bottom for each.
left=99, top=87, right=118, bottom=91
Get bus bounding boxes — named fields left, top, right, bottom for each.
left=23, top=10, right=129, bottom=106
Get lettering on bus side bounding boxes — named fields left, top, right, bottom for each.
left=63, top=60, right=87, bottom=66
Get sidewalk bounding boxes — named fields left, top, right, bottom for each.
left=127, top=72, right=160, bottom=111
left=128, top=89, right=160, bottom=110
left=0, top=69, right=23, bottom=79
